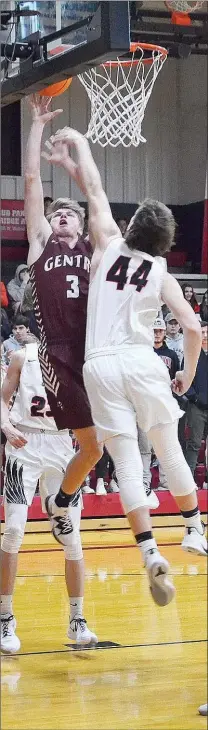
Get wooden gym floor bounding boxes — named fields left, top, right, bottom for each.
left=1, top=515, right=207, bottom=730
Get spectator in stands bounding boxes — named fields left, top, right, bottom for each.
left=154, top=316, right=187, bottom=455
left=44, top=196, right=53, bottom=216
left=116, top=218, right=128, bottom=236
left=200, top=290, right=208, bottom=323
left=7, top=265, right=29, bottom=315
left=165, top=313, right=184, bottom=366
left=1, top=281, right=8, bottom=309
left=181, top=283, right=200, bottom=316
left=154, top=317, right=180, bottom=379
left=185, top=322, right=208, bottom=478
left=3, top=314, right=38, bottom=363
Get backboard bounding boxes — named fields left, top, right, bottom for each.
left=17, top=2, right=101, bottom=45
left=1, top=1, right=207, bottom=107
left=1, top=1, right=131, bottom=106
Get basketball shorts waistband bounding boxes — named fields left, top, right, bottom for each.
left=85, top=344, right=153, bottom=359
left=10, top=423, right=67, bottom=435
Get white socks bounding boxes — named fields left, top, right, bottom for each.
left=137, top=538, right=158, bottom=561
left=184, top=513, right=204, bottom=535
left=70, top=597, right=84, bottom=621
left=1, top=594, right=13, bottom=618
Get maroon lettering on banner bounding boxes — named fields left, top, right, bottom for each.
left=1, top=200, right=27, bottom=240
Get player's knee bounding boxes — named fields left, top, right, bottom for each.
left=114, top=463, right=148, bottom=511
left=162, top=453, right=196, bottom=497
left=88, top=431, right=103, bottom=462
left=124, top=493, right=148, bottom=513
left=63, top=532, right=83, bottom=561
left=2, top=524, right=25, bottom=554
left=2, top=505, right=27, bottom=554
left=80, top=435, right=102, bottom=464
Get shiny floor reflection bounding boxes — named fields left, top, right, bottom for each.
left=1, top=519, right=207, bottom=730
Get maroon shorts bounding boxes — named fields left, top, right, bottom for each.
left=39, top=347, right=93, bottom=431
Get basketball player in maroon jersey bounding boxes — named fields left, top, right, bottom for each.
left=24, top=95, right=102, bottom=544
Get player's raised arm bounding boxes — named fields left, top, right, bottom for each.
left=42, top=127, right=120, bottom=250
left=24, top=95, right=63, bottom=266
left=161, top=272, right=202, bottom=395
left=1, top=351, right=28, bottom=448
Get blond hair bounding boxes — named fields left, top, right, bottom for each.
left=46, top=198, right=85, bottom=232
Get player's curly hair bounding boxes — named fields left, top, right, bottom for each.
left=46, top=198, right=85, bottom=231
left=125, top=199, right=176, bottom=257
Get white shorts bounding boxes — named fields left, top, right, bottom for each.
left=4, top=431, right=75, bottom=508
left=83, top=347, right=182, bottom=441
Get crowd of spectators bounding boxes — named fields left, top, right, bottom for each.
left=1, top=248, right=207, bottom=496
left=1, top=262, right=39, bottom=368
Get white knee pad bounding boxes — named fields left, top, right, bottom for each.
left=106, top=435, right=148, bottom=513
left=160, top=453, right=196, bottom=497
left=2, top=503, right=28, bottom=554
left=149, top=421, right=197, bottom=497
left=64, top=530, right=83, bottom=561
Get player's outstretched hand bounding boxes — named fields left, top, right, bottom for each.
left=2, top=422, right=28, bottom=449
left=171, top=370, right=190, bottom=397
left=28, top=94, right=63, bottom=125
left=52, top=126, right=87, bottom=147
left=41, top=138, right=70, bottom=167
left=42, top=136, right=88, bottom=195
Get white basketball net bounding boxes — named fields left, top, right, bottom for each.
left=78, top=45, right=167, bottom=148
left=166, top=0, right=204, bottom=12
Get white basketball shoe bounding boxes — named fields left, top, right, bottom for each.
left=1, top=616, right=21, bottom=654
left=145, top=550, right=175, bottom=607
left=68, top=618, right=98, bottom=647
left=181, top=524, right=208, bottom=556
left=45, top=495, right=73, bottom=546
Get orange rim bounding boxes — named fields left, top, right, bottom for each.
left=103, top=42, right=168, bottom=68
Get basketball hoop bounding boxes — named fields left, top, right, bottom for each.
left=165, top=1, right=205, bottom=25
left=78, top=42, right=168, bottom=148
left=165, top=1, right=204, bottom=11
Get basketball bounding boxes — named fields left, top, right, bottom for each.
left=39, top=77, right=72, bottom=97
left=40, top=46, right=72, bottom=97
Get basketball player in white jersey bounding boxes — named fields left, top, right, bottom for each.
left=1, top=343, right=98, bottom=653
left=42, top=126, right=207, bottom=608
